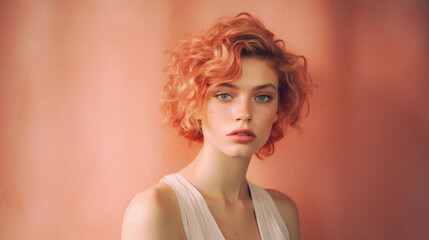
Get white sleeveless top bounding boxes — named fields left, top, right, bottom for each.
left=160, top=174, right=290, bottom=240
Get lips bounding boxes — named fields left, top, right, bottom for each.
left=227, top=129, right=256, bottom=137
left=227, top=129, right=256, bottom=143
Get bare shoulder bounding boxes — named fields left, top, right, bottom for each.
left=266, top=189, right=298, bottom=216
left=266, top=189, right=301, bottom=240
left=121, top=183, right=184, bottom=240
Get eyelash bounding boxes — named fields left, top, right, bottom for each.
left=216, top=93, right=232, bottom=100
left=215, top=93, right=273, bottom=102
left=255, top=95, right=273, bottom=102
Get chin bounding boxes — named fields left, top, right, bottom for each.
left=222, top=146, right=259, bottom=159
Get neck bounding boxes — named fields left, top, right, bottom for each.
left=179, top=142, right=253, bottom=204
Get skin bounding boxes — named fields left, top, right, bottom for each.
left=122, top=57, right=300, bottom=240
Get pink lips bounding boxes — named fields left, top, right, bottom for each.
left=227, top=129, right=256, bottom=143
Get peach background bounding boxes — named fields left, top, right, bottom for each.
left=1, top=0, right=428, bottom=239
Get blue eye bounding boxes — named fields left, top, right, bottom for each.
left=217, top=94, right=231, bottom=100
left=256, top=95, right=271, bottom=102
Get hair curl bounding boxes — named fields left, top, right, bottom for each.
left=161, top=12, right=313, bottom=158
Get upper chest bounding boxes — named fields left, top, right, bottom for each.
left=206, top=200, right=262, bottom=240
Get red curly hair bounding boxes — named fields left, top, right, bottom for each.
left=162, top=12, right=312, bottom=157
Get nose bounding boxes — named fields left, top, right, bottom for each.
left=234, top=98, right=252, bottom=122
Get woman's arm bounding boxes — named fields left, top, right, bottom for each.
left=121, top=184, right=183, bottom=240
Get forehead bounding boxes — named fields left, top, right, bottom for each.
left=234, top=57, right=278, bottom=88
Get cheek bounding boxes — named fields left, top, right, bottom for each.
left=205, top=103, right=229, bottom=122
left=255, top=107, right=278, bottom=138
left=258, top=103, right=278, bottom=123
left=260, top=116, right=276, bottom=131
left=201, top=104, right=228, bottom=133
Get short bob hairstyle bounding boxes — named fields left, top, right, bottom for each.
left=162, top=12, right=312, bottom=157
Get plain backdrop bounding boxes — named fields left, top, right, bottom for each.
left=1, top=0, right=428, bottom=239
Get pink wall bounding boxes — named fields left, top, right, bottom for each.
left=1, top=0, right=428, bottom=239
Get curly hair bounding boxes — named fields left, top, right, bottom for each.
left=161, top=12, right=313, bottom=158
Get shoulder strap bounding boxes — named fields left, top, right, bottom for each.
left=248, top=181, right=290, bottom=240
left=160, top=174, right=225, bottom=240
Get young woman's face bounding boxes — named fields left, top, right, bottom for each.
left=201, top=57, right=279, bottom=158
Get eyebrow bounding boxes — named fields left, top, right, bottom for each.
left=219, top=83, right=277, bottom=91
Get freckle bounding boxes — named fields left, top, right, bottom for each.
left=126, top=206, right=143, bottom=223
left=125, top=204, right=132, bottom=216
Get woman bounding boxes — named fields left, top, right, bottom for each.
left=122, top=13, right=312, bottom=240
